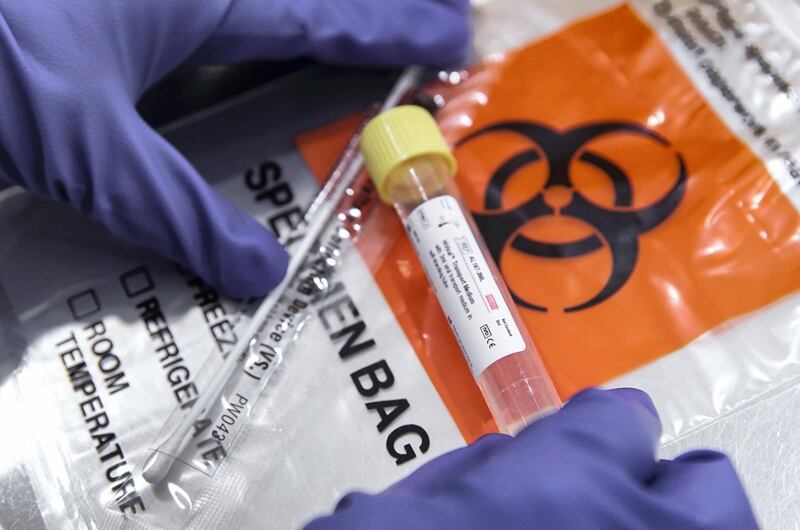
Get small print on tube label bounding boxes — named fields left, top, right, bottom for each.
left=406, top=195, right=525, bottom=378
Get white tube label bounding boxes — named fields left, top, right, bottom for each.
left=406, top=195, right=526, bottom=378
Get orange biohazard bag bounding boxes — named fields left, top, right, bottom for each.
left=298, top=4, right=800, bottom=447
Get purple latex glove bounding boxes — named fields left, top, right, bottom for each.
left=306, top=388, right=759, bottom=530
left=0, top=1, right=469, bottom=297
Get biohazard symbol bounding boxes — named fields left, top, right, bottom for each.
left=459, top=121, right=687, bottom=312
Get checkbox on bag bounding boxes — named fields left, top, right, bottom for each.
left=120, top=267, right=154, bottom=298
left=67, top=289, right=101, bottom=320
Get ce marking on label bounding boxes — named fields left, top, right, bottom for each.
left=481, top=324, right=496, bottom=348
left=437, top=216, right=459, bottom=229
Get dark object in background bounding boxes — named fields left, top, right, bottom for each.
left=137, top=60, right=314, bottom=128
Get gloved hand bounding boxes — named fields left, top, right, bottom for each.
left=306, top=388, right=759, bottom=530
left=0, top=1, right=469, bottom=297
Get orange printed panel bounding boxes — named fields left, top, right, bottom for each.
left=438, top=5, right=800, bottom=395
left=297, top=5, right=800, bottom=442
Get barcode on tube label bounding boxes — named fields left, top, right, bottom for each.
left=405, top=195, right=526, bottom=377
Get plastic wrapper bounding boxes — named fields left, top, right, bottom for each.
left=4, top=1, right=800, bottom=528
left=0, top=69, right=459, bottom=530
left=114, top=185, right=367, bottom=527
left=115, top=92, right=390, bottom=526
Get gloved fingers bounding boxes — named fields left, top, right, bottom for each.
left=649, top=451, right=759, bottom=530
left=387, top=433, right=512, bottom=493
left=73, top=106, right=288, bottom=298
left=516, top=388, right=662, bottom=483
left=193, top=0, right=471, bottom=67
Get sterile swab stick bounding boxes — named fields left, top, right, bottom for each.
left=142, top=67, right=423, bottom=484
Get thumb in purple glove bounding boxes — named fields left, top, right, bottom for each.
left=0, top=0, right=470, bottom=297
left=306, top=388, right=759, bottom=530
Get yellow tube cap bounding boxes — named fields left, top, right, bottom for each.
left=360, top=105, right=457, bottom=204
